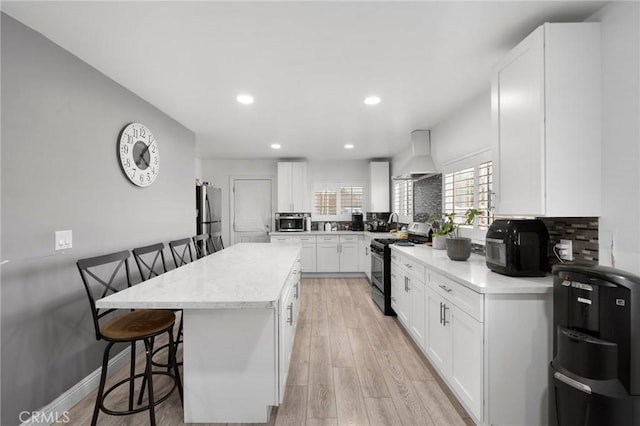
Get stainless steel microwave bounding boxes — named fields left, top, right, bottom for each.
left=275, top=213, right=305, bottom=232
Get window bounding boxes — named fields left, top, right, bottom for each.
left=313, top=182, right=364, bottom=220
left=393, top=180, right=413, bottom=223
left=443, top=150, right=494, bottom=235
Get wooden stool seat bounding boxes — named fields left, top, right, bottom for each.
left=101, top=310, right=175, bottom=341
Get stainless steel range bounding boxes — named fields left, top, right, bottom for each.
left=369, top=222, right=433, bottom=315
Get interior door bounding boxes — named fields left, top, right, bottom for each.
left=232, top=178, right=272, bottom=243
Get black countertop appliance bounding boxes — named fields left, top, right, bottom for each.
left=351, top=212, right=364, bottom=231
left=485, top=219, right=549, bottom=276
left=549, top=265, right=640, bottom=426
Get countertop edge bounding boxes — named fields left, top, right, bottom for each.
left=389, top=245, right=552, bottom=295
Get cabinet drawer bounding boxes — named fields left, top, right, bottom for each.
left=317, top=235, right=339, bottom=243
left=339, top=235, right=360, bottom=242
left=400, top=257, right=426, bottom=282
left=390, top=251, right=401, bottom=266
left=291, top=236, right=316, bottom=246
left=429, top=271, right=484, bottom=322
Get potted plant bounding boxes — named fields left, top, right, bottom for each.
left=446, top=208, right=481, bottom=261
left=429, top=213, right=454, bottom=250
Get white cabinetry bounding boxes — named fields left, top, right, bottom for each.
left=316, top=235, right=361, bottom=272
left=270, top=235, right=317, bottom=273
left=361, top=234, right=374, bottom=280
left=391, top=252, right=426, bottom=348
left=278, top=259, right=300, bottom=400
left=277, top=162, right=308, bottom=213
left=426, top=271, right=483, bottom=421
left=369, top=161, right=390, bottom=212
left=316, top=236, right=340, bottom=272
left=491, top=23, right=601, bottom=216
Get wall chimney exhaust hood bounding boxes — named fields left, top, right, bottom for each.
left=392, top=130, right=439, bottom=181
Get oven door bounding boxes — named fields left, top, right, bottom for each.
left=370, top=248, right=384, bottom=292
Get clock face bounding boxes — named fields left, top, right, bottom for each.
left=118, top=123, right=159, bottom=187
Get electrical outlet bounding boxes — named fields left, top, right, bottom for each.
left=557, top=239, right=573, bottom=261
left=55, top=230, right=72, bottom=250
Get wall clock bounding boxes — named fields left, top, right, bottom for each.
left=117, top=122, right=159, bottom=187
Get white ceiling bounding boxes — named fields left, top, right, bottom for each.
left=2, top=1, right=606, bottom=161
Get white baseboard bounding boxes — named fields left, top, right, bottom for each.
left=21, top=343, right=143, bottom=426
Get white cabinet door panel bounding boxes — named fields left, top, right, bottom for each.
left=316, top=243, right=339, bottom=272
left=426, top=288, right=450, bottom=375
left=409, top=277, right=426, bottom=350
left=451, top=305, right=483, bottom=421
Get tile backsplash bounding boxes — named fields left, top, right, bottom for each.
left=413, top=174, right=443, bottom=223
left=541, top=217, right=599, bottom=266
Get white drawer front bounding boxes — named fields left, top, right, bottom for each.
left=429, top=271, right=484, bottom=322
left=317, top=235, right=339, bottom=243
left=339, top=235, right=360, bottom=242
left=290, top=236, right=316, bottom=246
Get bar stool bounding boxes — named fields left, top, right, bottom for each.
left=192, top=234, right=208, bottom=259
left=77, top=250, right=183, bottom=426
left=169, top=238, right=194, bottom=268
left=207, top=232, right=225, bottom=254
left=132, top=242, right=183, bottom=369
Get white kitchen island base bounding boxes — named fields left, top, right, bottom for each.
left=183, top=308, right=278, bottom=423
left=96, top=244, right=302, bottom=424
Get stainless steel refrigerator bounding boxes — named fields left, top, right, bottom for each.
left=196, top=185, right=222, bottom=252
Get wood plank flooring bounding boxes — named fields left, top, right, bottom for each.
left=59, top=278, right=474, bottom=425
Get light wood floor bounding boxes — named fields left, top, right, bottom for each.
left=60, top=278, right=474, bottom=425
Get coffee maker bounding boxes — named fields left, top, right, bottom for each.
left=549, top=265, right=640, bottom=425
left=351, top=213, right=364, bottom=231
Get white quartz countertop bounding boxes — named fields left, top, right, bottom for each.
left=390, top=244, right=552, bottom=295
left=96, top=243, right=302, bottom=310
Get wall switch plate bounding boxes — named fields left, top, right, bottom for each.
left=558, top=239, right=573, bottom=261
left=55, top=230, right=72, bottom=250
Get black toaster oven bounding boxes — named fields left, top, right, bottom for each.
left=485, top=219, right=550, bottom=277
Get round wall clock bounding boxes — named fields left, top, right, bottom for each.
left=117, top=122, right=159, bottom=187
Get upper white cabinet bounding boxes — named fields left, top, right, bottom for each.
left=277, top=162, right=308, bottom=212
left=491, top=23, right=601, bottom=217
left=369, top=161, right=390, bottom=212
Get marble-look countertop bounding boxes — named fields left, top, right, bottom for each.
left=96, top=243, right=302, bottom=310
left=390, top=244, right=552, bottom=295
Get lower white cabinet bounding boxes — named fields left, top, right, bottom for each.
left=270, top=235, right=317, bottom=273
left=426, top=271, right=483, bottom=421
left=316, top=236, right=340, bottom=272
left=278, top=260, right=300, bottom=401
left=391, top=253, right=426, bottom=348
left=315, top=235, right=361, bottom=272
left=362, top=235, right=373, bottom=280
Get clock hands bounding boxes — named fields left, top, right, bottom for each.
left=137, top=142, right=152, bottom=169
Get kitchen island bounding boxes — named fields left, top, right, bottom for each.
left=389, top=244, right=553, bottom=426
left=96, top=243, right=302, bottom=423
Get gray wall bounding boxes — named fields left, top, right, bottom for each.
left=1, top=14, right=195, bottom=424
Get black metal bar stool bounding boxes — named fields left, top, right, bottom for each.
left=207, top=231, right=225, bottom=254
left=132, top=242, right=184, bottom=393
left=168, top=238, right=194, bottom=268
left=192, top=234, right=208, bottom=259
left=77, top=250, right=183, bottom=426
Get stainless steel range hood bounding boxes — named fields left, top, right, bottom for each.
left=392, top=130, right=439, bottom=181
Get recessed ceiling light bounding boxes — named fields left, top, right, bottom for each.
left=364, top=96, right=381, bottom=105
left=236, top=94, right=254, bottom=105
left=344, top=144, right=355, bottom=149
left=270, top=143, right=281, bottom=149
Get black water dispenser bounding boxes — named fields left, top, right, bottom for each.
left=550, top=265, right=640, bottom=425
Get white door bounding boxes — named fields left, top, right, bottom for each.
left=232, top=179, right=272, bottom=243
left=409, top=277, right=426, bottom=350
left=316, top=243, right=339, bottom=272
left=426, top=288, right=451, bottom=375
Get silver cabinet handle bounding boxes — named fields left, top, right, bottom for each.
left=404, top=276, right=409, bottom=292
left=294, top=282, right=299, bottom=299
left=391, top=296, right=396, bottom=302
left=439, top=302, right=443, bottom=324
left=443, top=304, right=450, bottom=326
left=287, top=303, right=293, bottom=325
left=365, top=247, right=369, bottom=255
left=405, top=263, right=413, bottom=269
left=439, top=284, right=453, bottom=293
left=391, top=273, right=396, bottom=279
